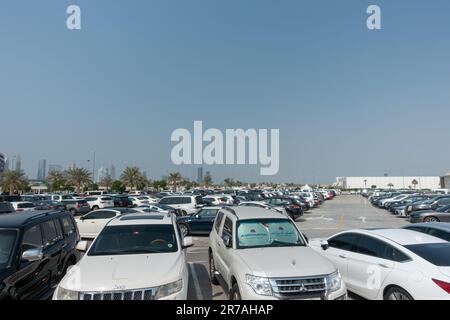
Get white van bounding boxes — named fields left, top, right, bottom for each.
left=158, top=195, right=204, bottom=215
left=85, top=190, right=108, bottom=196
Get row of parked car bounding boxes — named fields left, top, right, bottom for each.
left=364, top=190, right=450, bottom=223
left=2, top=189, right=450, bottom=300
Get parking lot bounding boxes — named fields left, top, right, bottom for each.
left=186, top=195, right=411, bottom=300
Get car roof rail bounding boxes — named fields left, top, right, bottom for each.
left=23, top=210, right=63, bottom=225
left=221, top=206, right=237, bottom=216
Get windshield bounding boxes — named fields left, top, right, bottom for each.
left=0, top=230, right=17, bottom=268
left=88, top=224, right=178, bottom=256
left=236, top=219, right=306, bottom=249
left=405, top=243, right=450, bottom=266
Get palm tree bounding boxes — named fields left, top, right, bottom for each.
left=46, top=170, right=66, bottom=192
left=1, top=170, right=28, bottom=195
left=67, top=167, right=92, bottom=193
left=223, top=178, right=234, bottom=188
left=411, top=179, right=418, bottom=189
left=387, top=182, right=394, bottom=189
left=120, top=166, right=142, bottom=190
left=99, top=175, right=113, bottom=191
left=203, top=174, right=213, bottom=188
left=167, top=172, right=183, bottom=191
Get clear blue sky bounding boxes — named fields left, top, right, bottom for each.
left=1, top=0, right=450, bottom=184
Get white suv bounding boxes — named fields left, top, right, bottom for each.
left=208, top=206, right=347, bottom=300
left=53, top=213, right=193, bottom=300
left=84, top=196, right=114, bottom=210
left=158, top=195, right=204, bottom=215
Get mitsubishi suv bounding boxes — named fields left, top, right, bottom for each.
left=208, top=206, right=347, bottom=300
left=53, top=213, right=194, bottom=300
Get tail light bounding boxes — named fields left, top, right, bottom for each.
left=433, top=279, right=450, bottom=294
left=16, top=209, right=24, bottom=212
left=290, top=205, right=300, bottom=209
left=76, top=203, right=81, bottom=208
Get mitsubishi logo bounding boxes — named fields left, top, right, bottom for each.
left=299, top=283, right=307, bottom=292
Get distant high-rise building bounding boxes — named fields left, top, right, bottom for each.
left=197, top=167, right=204, bottom=184
left=97, top=166, right=108, bottom=183
left=110, top=165, right=116, bottom=180
left=37, top=159, right=47, bottom=181
left=4, top=156, right=9, bottom=172
left=15, top=155, right=21, bottom=172
left=0, top=153, right=6, bottom=175
left=48, top=164, right=63, bottom=173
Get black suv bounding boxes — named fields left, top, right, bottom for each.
left=0, top=210, right=80, bottom=300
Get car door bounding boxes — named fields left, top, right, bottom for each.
left=346, top=235, right=395, bottom=299
left=14, top=224, right=49, bottom=300
left=325, top=233, right=360, bottom=281
left=40, top=219, right=65, bottom=287
left=77, top=210, right=112, bottom=238
left=215, top=216, right=234, bottom=285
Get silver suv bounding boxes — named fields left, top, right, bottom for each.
left=208, top=206, right=347, bottom=300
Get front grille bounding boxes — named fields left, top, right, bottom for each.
left=80, top=288, right=156, bottom=301
left=270, top=276, right=327, bottom=300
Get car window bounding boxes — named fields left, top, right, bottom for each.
left=41, top=220, right=59, bottom=246
left=426, top=228, right=450, bottom=242
left=61, top=215, right=76, bottom=235
left=222, top=217, right=233, bottom=238
left=328, top=233, right=359, bottom=251
left=18, top=203, right=35, bottom=208
left=53, top=219, right=64, bottom=239
left=405, top=243, right=450, bottom=266
left=86, top=210, right=116, bottom=219
left=0, top=203, right=14, bottom=213
left=22, top=225, right=43, bottom=251
left=214, top=212, right=224, bottom=233
left=199, top=209, right=218, bottom=218
left=354, top=235, right=393, bottom=259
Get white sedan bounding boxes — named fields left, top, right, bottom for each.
left=310, top=228, right=450, bottom=300
left=76, top=208, right=143, bottom=239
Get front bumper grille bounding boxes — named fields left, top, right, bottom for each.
left=80, top=288, right=156, bottom=300
left=270, top=276, right=327, bottom=300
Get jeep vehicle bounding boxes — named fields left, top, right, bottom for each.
left=54, top=213, right=193, bottom=300
left=208, top=206, right=347, bottom=300
left=0, top=210, right=80, bottom=300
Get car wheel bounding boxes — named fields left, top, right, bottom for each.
left=424, top=216, right=440, bottom=223
left=384, top=287, right=413, bottom=300
left=179, top=223, right=190, bottom=237
left=209, top=253, right=220, bottom=285
left=181, top=210, right=187, bottom=216
left=92, top=205, right=99, bottom=210
left=230, top=283, right=241, bottom=300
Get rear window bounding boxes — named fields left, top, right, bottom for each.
left=101, top=197, right=113, bottom=201
left=405, top=243, right=450, bottom=266
left=18, top=203, right=35, bottom=209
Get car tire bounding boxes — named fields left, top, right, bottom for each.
left=230, top=283, right=241, bottom=300
left=424, top=216, right=440, bottom=223
left=179, top=223, right=190, bottom=237
left=384, top=286, right=413, bottom=300
left=209, top=253, right=220, bottom=285
left=92, top=205, right=99, bottom=210
left=181, top=210, right=187, bottom=216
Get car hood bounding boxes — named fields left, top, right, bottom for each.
left=60, top=252, right=184, bottom=292
left=235, top=246, right=335, bottom=278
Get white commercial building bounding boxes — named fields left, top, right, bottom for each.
left=336, top=176, right=441, bottom=190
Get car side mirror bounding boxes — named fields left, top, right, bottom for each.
left=182, top=236, right=194, bottom=249
left=76, top=240, right=89, bottom=252
left=320, top=240, right=329, bottom=251
left=21, top=248, right=43, bottom=262
left=222, top=234, right=232, bottom=248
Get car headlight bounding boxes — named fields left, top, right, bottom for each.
left=56, top=286, right=79, bottom=300
left=156, top=279, right=183, bottom=299
left=326, top=271, right=342, bottom=292
left=246, top=274, right=272, bottom=296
